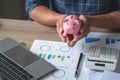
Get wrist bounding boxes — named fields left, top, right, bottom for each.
left=85, top=15, right=94, bottom=27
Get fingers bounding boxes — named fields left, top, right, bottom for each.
left=69, top=15, right=91, bottom=47
left=66, top=37, right=71, bottom=46
left=56, top=14, right=68, bottom=42
left=56, top=21, right=65, bottom=42
left=68, top=29, right=90, bottom=47
left=79, top=27, right=90, bottom=40
left=69, top=40, right=76, bottom=47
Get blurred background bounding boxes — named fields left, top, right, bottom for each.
left=0, top=0, right=25, bottom=20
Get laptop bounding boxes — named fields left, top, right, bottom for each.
left=85, top=45, right=120, bottom=71
left=0, top=38, right=56, bottom=80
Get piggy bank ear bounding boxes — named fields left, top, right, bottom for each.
left=64, top=19, right=68, bottom=23
left=74, top=20, right=79, bottom=25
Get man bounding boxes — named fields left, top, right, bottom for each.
left=25, top=0, right=120, bottom=47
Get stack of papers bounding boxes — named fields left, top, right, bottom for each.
left=101, top=70, right=120, bottom=80
left=30, top=32, right=120, bottom=80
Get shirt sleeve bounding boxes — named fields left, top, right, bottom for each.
left=25, top=0, right=48, bottom=20
left=117, top=0, right=120, bottom=11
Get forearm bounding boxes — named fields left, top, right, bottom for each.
left=87, top=11, right=120, bottom=29
left=30, top=6, right=63, bottom=26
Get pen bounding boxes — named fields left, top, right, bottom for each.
left=75, top=53, right=84, bottom=78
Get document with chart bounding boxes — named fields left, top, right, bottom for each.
left=30, top=40, right=83, bottom=80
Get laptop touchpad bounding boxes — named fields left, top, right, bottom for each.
left=4, top=45, right=40, bottom=67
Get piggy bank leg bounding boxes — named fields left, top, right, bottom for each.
left=63, top=32, right=68, bottom=37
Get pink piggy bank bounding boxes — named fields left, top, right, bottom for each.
left=63, top=15, right=81, bottom=37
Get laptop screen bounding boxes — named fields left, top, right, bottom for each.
left=4, top=45, right=40, bottom=67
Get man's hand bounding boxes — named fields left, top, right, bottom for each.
left=67, top=15, right=91, bottom=47
left=77, top=15, right=91, bottom=42
left=56, top=14, right=68, bottom=42
left=56, top=15, right=91, bottom=47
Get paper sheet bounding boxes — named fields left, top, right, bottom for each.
left=79, top=32, right=120, bottom=54
left=30, top=40, right=84, bottom=80
left=101, top=70, right=120, bottom=80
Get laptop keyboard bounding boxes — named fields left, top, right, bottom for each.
left=0, top=53, right=33, bottom=80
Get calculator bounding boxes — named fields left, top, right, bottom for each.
left=85, top=46, right=120, bottom=71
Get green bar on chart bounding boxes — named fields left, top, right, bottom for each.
left=52, top=55, right=56, bottom=59
left=61, top=56, right=65, bottom=61
left=42, top=54, right=47, bottom=59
